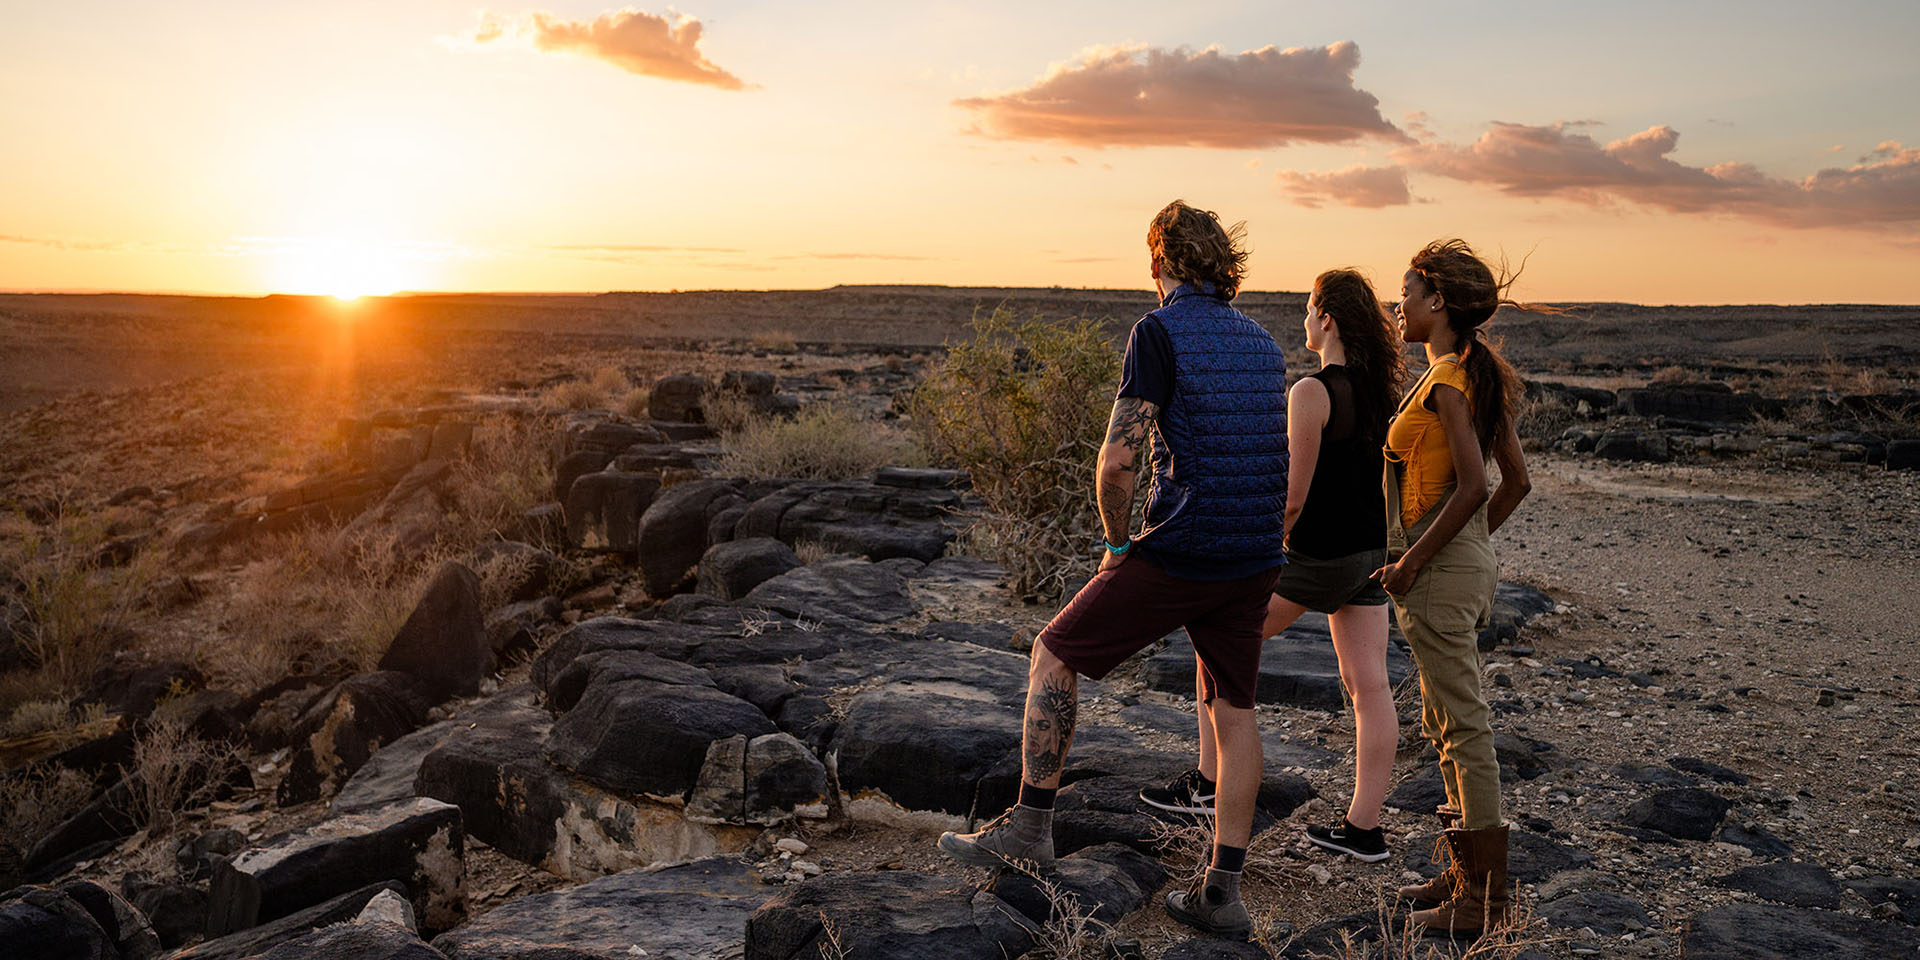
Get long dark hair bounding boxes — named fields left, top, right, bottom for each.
left=1312, top=268, right=1405, bottom=442
left=1408, top=239, right=1555, bottom=453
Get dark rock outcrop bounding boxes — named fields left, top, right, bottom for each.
left=638, top=480, right=743, bottom=595
left=277, top=671, right=433, bottom=805
left=697, top=537, right=802, bottom=601
left=378, top=562, right=489, bottom=704
left=171, top=881, right=409, bottom=960
left=1682, top=902, right=1914, bottom=959
left=544, top=678, right=777, bottom=798
left=435, top=857, right=763, bottom=960
left=564, top=471, right=661, bottom=553
left=1621, top=788, right=1731, bottom=842
left=745, top=871, right=1036, bottom=960
left=832, top=688, right=1022, bottom=816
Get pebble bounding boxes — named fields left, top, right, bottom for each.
left=1568, top=691, right=1591, bottom=704
left=1306, top=864, right=1332, bottom=885
left=775, top=837, right=810, bottom=855
left=792, top=860, right=823, bottom=877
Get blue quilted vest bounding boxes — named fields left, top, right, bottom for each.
left=1134, top=284, right=1289, bottom=576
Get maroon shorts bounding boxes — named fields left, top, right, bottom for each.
left=1037, top=554, right=1282, bottom=709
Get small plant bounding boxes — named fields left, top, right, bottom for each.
left=0, top=763, right=93, bottom=877
left=1514, top=392, right=1577, bottom=443
left=1649, top=364, right=1693, bottom=384
left=814, top=910, right=848, bottom=960
left=716, top=403, right=923, bottom=481
left=2, top=509, right=159, bottom=686
left=999, top=856, right=1123, bottom=960
left=752, top=330, right=800, bottom=352
left=539, top=378, right=604, bottom=412
left=118, top=718, right=242, bottom=834
left=912, top=306, right=1119, bottom=600
left=620, top=386, right=651, bottom=420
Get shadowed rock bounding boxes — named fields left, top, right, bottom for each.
left=378, top=562, right=489, bottom=703
left=544, top=678, right=776, bottom=799
left=1682, top=901, right=1914, bottom=959
left=638, top=480, right=743, bottom=595
left=0, top=885, right=119, bottom=960
left=248, top=919, right=446, bottom=960
left=436, top=857, right=764, bottom=960
left=171, top=882, right=409, bottom=960
left=746, top=870, right=1036, bottom=960
left=278, top=671, right=433, bottom=805
left=697, top=537, right=801, bottom=601
left=1622, top=788, right=1731, bottom=842
left=1716, top=861, right=1842, bottom=909
left=832, top=688, right=1022, bottom=817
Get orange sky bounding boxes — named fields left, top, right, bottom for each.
left=2, top=2, right=1916, bottom=304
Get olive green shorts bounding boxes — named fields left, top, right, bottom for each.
left=1273, top=547, right=1390, bottom=614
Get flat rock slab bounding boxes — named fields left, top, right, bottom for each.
left=1621, top=787, right=1731, bottom=841
left=745, top=870, right=1036, bottom=960
left=334, top=685, right=545, bottom=815
left=1681, top=902, right=1915, bottom=959
left=252, top=921, right=448, bottom=960
left=435, top=857, right=767, bottom=960
left=988, top=842, right=1168, bottom=926
left=742, top=559, right=918, bottom=624
left=1539, top=889, right=1650, bottom=936
left=1141, top=626, right=1412, bottom=711
left=1716, top=861, right=1842, bottom=909
left=544, top=678, right=776, bottom=798
left=832, top=688, right=1023, bottom=817
left=378, top=561, right=488, bottom=703
left=208, top=797, right=465, bottom=937
left=0, top=885, right=118, bottom=960
left=277, top=670, right=433, bottom=805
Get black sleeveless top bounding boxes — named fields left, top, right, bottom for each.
left=1286, top=365, right=1387, bottom=558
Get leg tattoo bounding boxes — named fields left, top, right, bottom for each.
left=1024, top=675, right=1078, bottom=785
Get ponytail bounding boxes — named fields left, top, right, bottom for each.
left=1409, top=239, right=1560, bottom=455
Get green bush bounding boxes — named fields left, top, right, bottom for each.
left=912, top=306, right=1120, bottom=600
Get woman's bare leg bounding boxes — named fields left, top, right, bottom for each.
left=1328, top=602, right=1395, bottom=829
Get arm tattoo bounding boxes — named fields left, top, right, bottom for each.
left=1105, top=397, right=1158, bottom=454
left=1098, top=476, right=1132, bottom=545
left=1023, top=675, right=1078, bottom=784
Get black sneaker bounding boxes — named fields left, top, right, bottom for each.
left=1140, top=769, right=1215, bottom=815
left=1306, top=819, right=1390, bottom=862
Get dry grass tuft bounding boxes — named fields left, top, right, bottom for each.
left=715, top=403, right=923, bottom=481
left=0, top=508, right=161, bottom=688
left=117, top=718, right=242, bottom=834
left=997, top=857, right=1124, bottom=960
left=751, top=330, right=800, bottom=352
left=0, top=763, right=93, bottom=870
left=1649, top=364, right=1693, bottom=384
left=620, top=386, right=651, bottom=420
left=442, top=414, right=561, bottom=548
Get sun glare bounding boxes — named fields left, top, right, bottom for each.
left=268, top=236, right=416, bottom=299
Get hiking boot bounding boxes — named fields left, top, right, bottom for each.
left=936, top=805, right=1053, bottom=868
left=1139, top=769, right=1216, bottom=815
left=1163, top=868, right=1251, bottom=939
left=1410, top=824, right=1510, bottom=936
left=1436, top=802, right=1461, bottom=828
left=1306, top=818, right=1390, bottom=862
left=1396, top=832, right=1463, bottom=907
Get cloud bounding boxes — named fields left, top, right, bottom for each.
left=771, top=252, right=935, bottom=262
left=462, top=8, right=751, bottom=90
left=1389, top=123, right=1920, bottom=228
left=1277, top=164, right=1411, bottom=209
left=1271, top=122, right=1920, bottom=233
left=954, top=41, right=1405, bottom=148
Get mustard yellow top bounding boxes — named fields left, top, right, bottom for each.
left=1385, top=354, right=1472, bottom=528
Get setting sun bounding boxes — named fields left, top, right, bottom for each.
left=267, top=236, right=419, bottom=299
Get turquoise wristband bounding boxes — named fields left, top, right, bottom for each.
left=1102, top=538, right=1131, bottom=555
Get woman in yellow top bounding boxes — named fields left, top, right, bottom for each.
left=1371, top=239, right=1536, bottom=936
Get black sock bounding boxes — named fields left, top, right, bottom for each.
left=1018, top=783, right=1057, bottom=811
left=1211, top=843, right=1247, bottom=874
left=1197, top=772, right=1217, bottom=793
left=1345, top=817, right=1380, bottom=835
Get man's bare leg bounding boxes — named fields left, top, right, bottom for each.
left=937, top=640, right=1077, bottom=867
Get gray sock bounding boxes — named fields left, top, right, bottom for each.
left=1204, top=867, right=1242, bottom=903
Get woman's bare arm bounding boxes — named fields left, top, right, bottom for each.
left=1282, top=377, right=1328, bottom=540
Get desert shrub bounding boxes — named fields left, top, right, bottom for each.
left=0, top=699, right=71, bottom=738
left=702, top=389, right=762, bottom=436
left=1649, top=364, right=1693, bottom=384
left=751, top=330, right=799, bottom=352
left=715, top=403, right=922, bottom=481
left=118, top=718, right=242, bottom=834
left=0, top=763, right=93, bottom=873
left=539, top=378, right=603, bottom=412
left=911, top=307, right=1119, bottom=600
left=619, top=386, right=651, bottom=420
left=443, top=414, right=560, bottom=547
left=1, top=510, right=160, bottom=687
left=1515, top=392, right=1577, bottom=443
left=589, top=365, right=630, bottom=397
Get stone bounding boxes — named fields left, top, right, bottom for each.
left=1717, top=821, right=1793, bottom=859
left=356, top=888, right=419, bottom=931
left=529, top=618, right=725, bottom=692
left=542, top=649, right=715, bottom=712
left=637, top=480, right=742, bottom=596
left=1888, top=439, right=1920, bottom=471
left=697, top=537, right=802, bottom=601
left=1140, top=620, right=1411, bottom=710
left=707, top=664, right=801, bottom=716
left=207, top=797, right=465, bottom=937
left=1385, top=766, right=1449, bottom=815
left=553, top=451, right=613, bottom=503
left=251, top=920, right=446, bottom=959
left=79, top=657, right=202, bottom=721
left=1594, top=431, right=1671, bottom=463
left=544, top=679, right=777, bottom=799
left=734, top=480, right=961, bottom=563
left=832, top=688, right=1022, bottom=816
left=333, top=687, right=541, bottom=814
left=483, top=597, right=559, bottom=663
left=1716, top=861, right=1842, bottom=909
left=564, top=471, right=661, bottom=553
left=53, top=879, right=161, bottom=960
left=437, top=857, right=763, bottom=960
left=1495, top=732, right=1556, bottom=780
left=277, top=671, right=434, bottom=805
left=1845, top=875, right=1920, bottom=925
left=1405, top=829, right=1592, bottom=884
left=379, top=562, right=489, bottom=704
left=165, top=881, right=408, bottom=960
left=1622, top=788, right=1731, bottom=841
left=1539, top=890, right=1650, bottom=936
left=1669, top=756, right=1751, bottom=785
left=649, top=373, right=711, bottom=423
left=347, top=459, right=453, bottom=556
left=989, top=842, right=1167, bottom=926
left=1682, top=902, right=1914, bottom=959
left=745, top=870, right=1036, bottom=960
left=0, top=885, right=118, bottom=960
left=745, top=732, right=831, bottom=823
left=743, top=558, right=918, bottom=624
left=127, top=881, right=207, bottom=947
left=918, top=620, right=1016, bottom=650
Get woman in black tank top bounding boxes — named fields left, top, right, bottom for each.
left=1142, top=269, right=1407, bottom=863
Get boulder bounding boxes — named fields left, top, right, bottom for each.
left=649, top=373, right=711, bottom=423
left=1887, top=439, right=1920, bottom=471
left=1682, top=902, right=1914, bottom=959
left=347, top=459, right=453, bottom=556
left=0, top=884, right=118, bottom=960
left=1845, top=875, right=1920, bottom=925
left=745, top=871, right=1036, bottom=960
left=207, top=797, right=464, bottom=937
left=435, top=857, right=765, bottom=960
left=171, top=881, right=410, bottom=960
left=697, top=537, right=802, bottom=601
left=1717, top=820, right=1794, bottom=859
left=1594, top=431, right=1671, bottom=463
left=126, top=880, right=206, bottom=947
left=743, top=559, right=918, bottom=624
left=54, top=879, right=161, bottom=960
left=988, top=842, right=1167, bottom=926
left=249, top=920, right=447, bottom=960
left=689, top=732, right=831, bottom=825
left=544, top=679, right=777, bottom=798
left=544, top=648, right=715, bottom=711
left=1539, top=890, right=1650, bottom=936
left=637, top=480, right=743, bottom=596
left=1621, top=787, right=1731, bottom=841
left=1716, top=861, right=1842, bottom=909
left=483, top=597, right=559, bottom=664
left=832, top=688, right=1022, bottom=816
left=378, top=563, right=489, bottom=704
left=564, top=471, right=661, bottom=553
left=278, top=671, right=434, bottom=805
left=552, top=451, right=613, bottom=503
